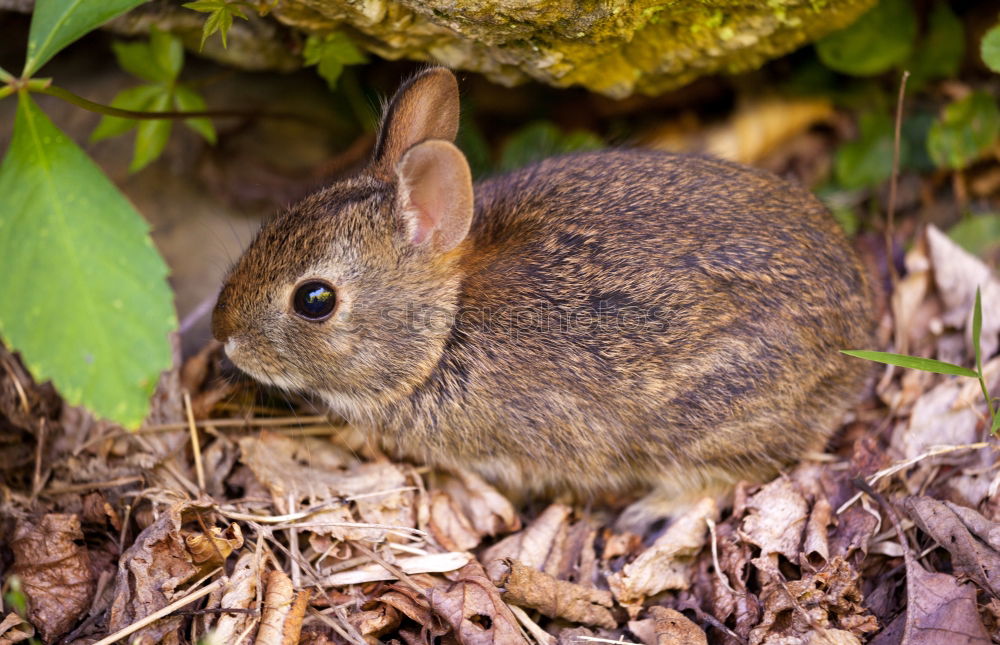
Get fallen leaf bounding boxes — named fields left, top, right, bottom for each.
left=429, top=490, right=482, bottom=551
left=256, top=569, right=311, bottom=645
left=926, top=224, right=1000, bottom=359
left=649, top=606, right=707, bottom=645
left=428, top=562, right=529, bottom=645
left=740, top=477, right=808, bottom=565
left=481, top=503, right=572, bottom=568
left=107, top=503, right=198, bottom=644
left=608, top=497, right=716, bottom=614
left=748, top=557, right=878, bottom=644
left=206, top=552, right=259, bottom=644
left=903, top=556, right=989, bottom=644
left=10, top=514, right=93, bottom=642
left=904, top=496, right=1000, bottom=596
left=437, top=469, right=521, bottom=537
left=185, top=523, right=244, bottom=574
left=0, top=612, right=34, bottom=645
left=240, top=432, right=415, bottom=542
left=487, top=558, right=616, bottom=629
left=320, top=552, right=472, bottom=585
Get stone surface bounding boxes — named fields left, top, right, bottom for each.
left=268, top=0, right=877, bottom=98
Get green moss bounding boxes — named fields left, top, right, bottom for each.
left=270, top=0, right=877, bottom=98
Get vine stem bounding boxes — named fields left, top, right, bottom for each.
left=27, top=83, right=307, bottom=122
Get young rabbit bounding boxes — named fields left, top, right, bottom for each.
left=213, top=68, right=873, bottom=516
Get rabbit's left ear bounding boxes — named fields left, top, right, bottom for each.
left=371, top=67, right=459, bottom=180
left=395, top=139, right=473, bottom=253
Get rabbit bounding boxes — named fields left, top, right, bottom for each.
left=212, top=67, right=874, bottom=521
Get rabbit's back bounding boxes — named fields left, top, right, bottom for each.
left=382, top=149, right=873, bottom=496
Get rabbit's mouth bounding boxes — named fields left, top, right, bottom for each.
left=224, top=338, right=304, bottom=393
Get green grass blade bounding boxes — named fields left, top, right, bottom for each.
left=841, top=350, right=978, bottom=377
left=0, top=93, right=175, bottom=427
left=24, top=0, right=149, bottom=76
left=0, top=66, right=12, bottom=83
left=973, top=286, right=984, bottom=373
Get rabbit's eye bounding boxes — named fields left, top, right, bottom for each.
left=293, top=281, right=337, bottom=321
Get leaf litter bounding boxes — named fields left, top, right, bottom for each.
left=4, top=176, right=1000, bottom=645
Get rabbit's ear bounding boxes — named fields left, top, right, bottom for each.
left=371, top=67, right=459, bottom=179
left=395, top=140, right=473, bottom=253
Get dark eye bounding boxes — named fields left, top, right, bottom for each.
left=293, top=281, right=337, bottom=320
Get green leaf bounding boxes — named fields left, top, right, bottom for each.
left=0, top=66, right=12, bottom=83
left=499, top=121, right=603, bottom=172
left=907, top=2, right=964, bottom=88
left=183, top=0, right=248, bottom=49
left=840, top=350, right=979, bottom=377
left=24, top=0, right=149, bottom=77
left=303, top=33, right=368, bottom=89
left=927, top=91, right=1000, bottom=170
left=0, top=93, right=174, bottom=427
left=834, top=112, right=898, bottom=190
left=948, top=214, right=1000, bottom=258
left=111, top=41, right=164, bottom=83
left=90, top=84, right=163, bottom=142
left=982, top=24, right=1000, bottom=73
left=815, top=0, right=916, bottom=76
left=129, top=91, right=172, bottom=172
left=174, top=85, right=216, bottom=144
left=150, top=28, right=184, bottom=80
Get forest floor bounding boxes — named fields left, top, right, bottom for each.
left=3, top=10, right=1000, bottom=645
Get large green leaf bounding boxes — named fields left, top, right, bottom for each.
left=24, top=0, right=149, bottom=77
left=815, top=0, right=916, bottom=77
left=983, top=24, right=1000, bottom=73
left=0, top=93, right=175, bottom=427
left=927, top=91, right=1000, bottom=170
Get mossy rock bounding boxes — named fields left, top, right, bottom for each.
left=270, top=0, right=876, bottom=98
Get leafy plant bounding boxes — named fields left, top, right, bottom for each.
left=303, top=33, right=368, bottom=89
left=927, top=91, right=1000, bottom=170
left=815, top=0, right=916, bottom=77
left=0, top=0, right=176, bottom=428
left=92, top=28, right=216, bottom=172
left=843, top=287, right=1000, bottom=435
left=183, top=0, right=250, bottom=49
left=498, top=121, right=603, bottom=172
left=834, top=112, right=899, bottom=189
left=948, top=214, right=1000, bottom=258
left=906, top=2, right=964, bottom=88
left=983, top=22, right=1000, bottom=73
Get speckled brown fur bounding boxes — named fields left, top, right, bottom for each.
left=213, top=68, right=873, bottom=509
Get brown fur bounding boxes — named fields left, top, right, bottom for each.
left=213, top=68, right=874, bottom=508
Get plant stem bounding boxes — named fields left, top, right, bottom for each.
left=33, top=84, right=307, bottom=121
left=885, top=70, right=909, bottom=288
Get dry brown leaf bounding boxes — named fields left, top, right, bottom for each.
left=428, top=562, right=529, bottom=645
left=185, top=523, right=244, bottom=574
left=320, top=552, right=472, bottom=585
left=741, top=477, right=808, bottom=565
left=648, top=606, right=707, bottom=645
left=349, top=603, right=402, bottom=639
left=903, top=555, right=990, bottom=644
left=429, top=490, right=482, bottom=551
left=257, top=569, right=310, bottom=645
left=10, top=514, right=93, bottom=642
left=891, top=363, right=999, bottom=460
left=208, top=552, right=259, bottom=644
left=926, top=224, right=1000, bottom=359
left=0, top=612, right=34, bottom=645
left=904, top=496, right=1000, bottom=596
left=107, top=503, right=197, bottom=645
left=748, top=557, right=877, bottom=645
left=487, top=558, right=615, bottom=629
left=240, top=432, right=415, bottom=541
left=607, top=497, right=716, bottom=614
left=378, top=585, right=451, bottom=640
left=481, top=503, right=572, bottom=568
left=437, top=469, right=521, bottom=537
